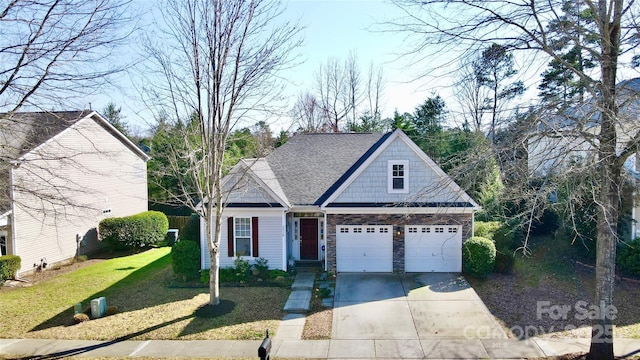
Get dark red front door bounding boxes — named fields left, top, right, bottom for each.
left=300, top=218, right=318, bottom=260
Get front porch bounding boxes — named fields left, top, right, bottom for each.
left=287, top=212, right=326, bottom=268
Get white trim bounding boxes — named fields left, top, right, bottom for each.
left=387, top=160, right=409, bottom=193
left=323, top=207, right=476, bottom=215
left=320, top=129, right=480, bottom=209
left=281, top=214, right=287, bottom=270
left=233, top=217, right=253, bottom=257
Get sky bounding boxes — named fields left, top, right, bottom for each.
left=86, top=0, right=453, bottom=135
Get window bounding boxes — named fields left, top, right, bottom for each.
left=234, top=218, right=252, bottom=256
left=448, top=227, right=458, bottom=233
left=0, top=235, right=6, bottom=256
left=340, top=227, right=349, bottom=233
left=408, top=227, right=418, bottom=233
left=388, top=160, right=409, bottom=193
left=354, top=227, right=362, bottom=233
left=435, top=227, right=444, bottom=233
left=366, top=227, right=375, bottom=233
left=379, top=228, right=389, bottom=233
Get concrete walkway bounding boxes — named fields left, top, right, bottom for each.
left=2, top=337, right=640, bottom=358
left=283, top=272, right=315, bottom=313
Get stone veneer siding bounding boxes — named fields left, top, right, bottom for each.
left=326, top=212, right=473, bottom=273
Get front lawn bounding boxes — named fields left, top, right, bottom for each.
left=469, top=235, right=640, bottom=340
left=0, top=248, right=289, bottom=340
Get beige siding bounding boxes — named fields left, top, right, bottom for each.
left=11, top=117, right=147, bottom=274
left=200, top=208, right=286, bottom=271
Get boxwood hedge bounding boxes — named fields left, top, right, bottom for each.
left=99, top=211, right=169, bottom=250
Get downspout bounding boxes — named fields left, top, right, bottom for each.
left=632, top=191, right=636, bottom=240
left=9, top=167, right=17, bottom=259
left=282, top=211, right=287, bottom=271
left=323, top=212, right=328, bottom=271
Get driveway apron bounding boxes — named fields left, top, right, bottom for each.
left=332, top=273, right=507, bottom=340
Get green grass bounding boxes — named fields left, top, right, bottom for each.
left=0, top=248, right=289, bottom=340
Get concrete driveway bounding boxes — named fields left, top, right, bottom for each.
left=332, top=273, right=507, bottom=340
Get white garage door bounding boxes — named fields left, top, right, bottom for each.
left=336, top=225, right=393, bottom=272
left=405, top=225, right=462, bottom=272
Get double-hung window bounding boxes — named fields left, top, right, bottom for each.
left=234, top=217, right=252, bottom=256
left=388, top=160, right=409, bottom=193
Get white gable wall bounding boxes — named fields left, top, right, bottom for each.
left=200, top=208, right=286, bottom=271
left=11, top=117, right=147, bottom=274
left=222, top=172, right=280, bottom=204
left=332, top=137, right=467, bottom=204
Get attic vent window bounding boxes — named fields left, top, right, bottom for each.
left=388, top=160, right=409, bottom=193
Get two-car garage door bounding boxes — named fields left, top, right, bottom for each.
left=336, top=224, right=462, bottom=273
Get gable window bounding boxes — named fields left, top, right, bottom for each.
left=388, top=160, right=409, bottom=193
left=227, top=216, right=259, bottom=257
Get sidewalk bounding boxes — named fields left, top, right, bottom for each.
left=2, top=337, right=640, bottom=359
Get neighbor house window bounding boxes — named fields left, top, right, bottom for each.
left=234, top=217, right=252, bottom=256
left=388, top=160, right=409, bottom=193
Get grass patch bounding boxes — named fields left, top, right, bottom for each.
left=469, top=235, right=640, bottom=340
left=0, top=248, right=289, bottom=340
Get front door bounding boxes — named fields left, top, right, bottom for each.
left=300, top=218, right=318, bottom=260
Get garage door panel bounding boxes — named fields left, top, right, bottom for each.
left=405, top=225, right=462, bottom=273
left=337, top=225, right=392, bottom=272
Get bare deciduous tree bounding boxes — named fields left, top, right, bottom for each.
left=290, top=92, right=326, bottom=132
left=390, top=1, right=640, bottom=358
left=144, top=0, right=301, bottom=306
left=1, top=0, right=135, bottom=221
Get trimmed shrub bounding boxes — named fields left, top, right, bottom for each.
left=73, top=313, right=90, bottom=323
left=99, top=211, right=169, bottom=250
left=171, top=240, right=201, bottom=280
left=0, top=255, right=21, bottom=282
left=462, top=236, right=496, bottom=279
left=618, top=238, right=640, bottom=276
left=178, top=215, right=200, bottom=247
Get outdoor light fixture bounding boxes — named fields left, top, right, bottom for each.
left=396, top=226, right=402, bottom=235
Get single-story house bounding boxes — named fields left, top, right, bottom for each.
left=0, top=110, right=149, bottom=275
left=200, top=129, right=479, bottom=273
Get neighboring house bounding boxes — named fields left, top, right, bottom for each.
left=0, top=111, right=149, bottom=275
left=200, top=129, right=479, bottom=273
left=527, top=78, right=640, bottom=238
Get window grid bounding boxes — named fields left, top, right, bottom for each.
left=354, top=228, right=362, bottom=233
left=379, top=228, right=389, bottom=233
left=366, top=227, right=375, bottom=233
left=340, top=228, right=349, bottom=233
left=435, top=227, right=444, bottom=233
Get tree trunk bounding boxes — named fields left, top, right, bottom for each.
left=588, top=160, right=619, bottom=359
left=206, top=212, right=220, bottom=305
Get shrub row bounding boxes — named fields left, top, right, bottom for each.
left=465, top=221, right=521, bottom=278
left=99, top=211, right=169, bottom=250
left=0, top=255, right=21, bottom=283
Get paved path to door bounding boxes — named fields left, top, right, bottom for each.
left=333, top=273, right=507, bottom=340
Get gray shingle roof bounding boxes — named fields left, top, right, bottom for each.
left=265, top=132, right=384, bottom=206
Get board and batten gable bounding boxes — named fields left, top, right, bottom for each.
left=200, top=208, right=287, bottom=270
left=10, top=115, right=148, bottom=274
left=328, top=134, right=472, bottom=205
